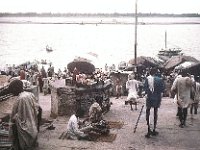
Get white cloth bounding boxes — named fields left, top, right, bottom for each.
left=171, top=76, right=193, bottom=108
left=126, top=79, right=139, bottom=101
left=172, top=75, right=182, bottom=104
left=66, top=114, right=85, bottom=140
left=21, top=80, right=31, bottom=89
left=147, top=75, right=154, bottom=93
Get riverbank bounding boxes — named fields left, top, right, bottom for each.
left=38, top=93, right=200, bottom=150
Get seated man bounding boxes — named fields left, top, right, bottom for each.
left=84, top=101, right=109, bottom=136
left=66, top=110, right=93, bottom=140
left=88, top=101, right=103, bottom=123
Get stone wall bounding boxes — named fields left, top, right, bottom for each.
left=50, top=79, right=76, bottom=118
left=76, top=90, right=109, bottom=117
left=50, top=79, right=111, bottom=117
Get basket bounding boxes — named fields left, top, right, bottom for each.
left=0, top=130, right=12, bottom=149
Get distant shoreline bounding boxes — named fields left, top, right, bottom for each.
left=1, top=13, right=200, bottom=25
left=0, top=12, right=200, bottom=18
left=0, top=21, right=200, bottom=25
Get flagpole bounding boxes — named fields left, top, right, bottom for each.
left=134, top=0, right=138, bottom=72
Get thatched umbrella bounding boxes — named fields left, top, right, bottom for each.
left=128, top=56, right=159, bottom=68
left=174, top=61, right=196, bottom=70
left=163, top=55, right=199, bottom=70
left=181, top=62, right=200, bottom=76
left=67, top=60, right=95, bottom=74
left=126, top=56, right=161, bottom=74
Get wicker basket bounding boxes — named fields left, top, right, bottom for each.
left=0, top=129, right=12, bottom=149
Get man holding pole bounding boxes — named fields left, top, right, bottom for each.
left=144, top=68, right=165, bottom=138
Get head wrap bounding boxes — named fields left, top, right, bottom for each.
left=8, top=79, right=24, bottom=96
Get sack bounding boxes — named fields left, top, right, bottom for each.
left=176, top=98, right=183, bottom=107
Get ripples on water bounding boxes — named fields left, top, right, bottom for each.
left=0, top=17, right=200, bottom=71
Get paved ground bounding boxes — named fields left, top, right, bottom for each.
left=37, top=93, right=200, bottom=150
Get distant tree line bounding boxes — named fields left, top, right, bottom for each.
left=0, top=12, right=199, bottom=17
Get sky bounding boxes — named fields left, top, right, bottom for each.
left=0, top=0, right=200, bottom=14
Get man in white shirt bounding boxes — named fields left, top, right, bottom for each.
left=171, top=71, right=193, bottom=128
left=66, top=111, right=93, bottom=140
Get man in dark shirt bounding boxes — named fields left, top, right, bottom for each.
left=144, top=68, right=165, bottom=138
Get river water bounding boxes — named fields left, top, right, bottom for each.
left=0, top=16, right=200, bottom=71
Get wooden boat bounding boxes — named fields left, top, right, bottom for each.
left=46, top=45, right=53, bottom=52
left=158, top=48, right=182, bottom=61
left=157, top=31, right=183, bottom=61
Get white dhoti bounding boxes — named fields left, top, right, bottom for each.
left=127, top=92, right=138, bottom=103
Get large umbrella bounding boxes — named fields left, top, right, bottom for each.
left=181, top=62, right=200, bottom=76
left=163, top=55, right=199, bottom=70
left=67, top=60, right=95, bottom=74
left=128, top=56, right=159, bottom=68
left=174, top=61, right=196, bottom=70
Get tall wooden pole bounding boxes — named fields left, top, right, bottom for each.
left=165, top=30, right=167, bottom=49
left=134, top=0, right=138, bottom=69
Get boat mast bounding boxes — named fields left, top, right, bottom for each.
left=134, top=0, right=138, bottom=67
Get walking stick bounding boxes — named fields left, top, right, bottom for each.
left=133, top=104, right=144, bottom=133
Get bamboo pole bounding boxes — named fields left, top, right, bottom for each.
left=134, top=0, right=138, bottom=71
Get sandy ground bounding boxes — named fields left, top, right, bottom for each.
left=37, top=93, right=200, bottom=150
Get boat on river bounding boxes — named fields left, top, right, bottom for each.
left=157, top=31, right=183, bottom=61
left=46, top=45, right=53, bottom=52
left=158, top=48, right=182, bottom=61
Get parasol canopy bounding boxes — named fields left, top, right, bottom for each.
left=174, top=61, right=196, bottom=70
left=163, top=55, right=199, bottom=70
left=128, top=56, right=159, bottom=68
left=67, top=60, right=95, bottom=74
left=181, top=62, right=200, bottom=76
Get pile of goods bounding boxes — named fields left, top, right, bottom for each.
left=0, top=120, right=12, bottom=149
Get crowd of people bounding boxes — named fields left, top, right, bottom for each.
left=65, top=66, right=200, bottom=139
left=116, top=67, right=200, bottom=137
left=0, top=61, right=200, bottom=149
left=1, top=62, right=69, bottom=95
